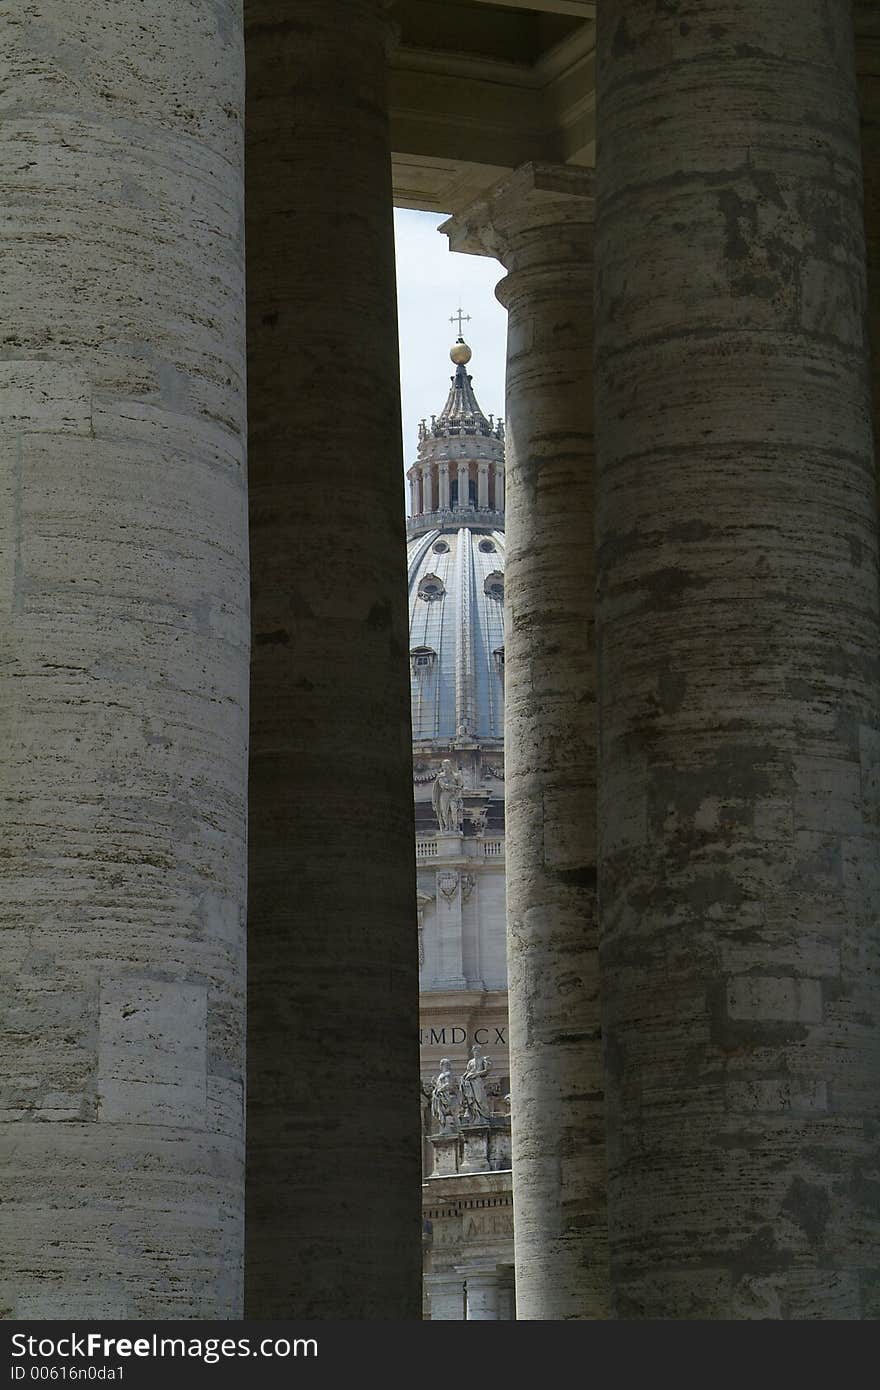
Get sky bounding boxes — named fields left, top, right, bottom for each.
left=393, top=208, right=506, bottom=500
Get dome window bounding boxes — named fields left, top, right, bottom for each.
left=418, top=574, right=446, bottom=602
left=478, top=539, right=496, bottom=554
left=484, top=572, right=504, bottom=601
left=493, top=647, right=505, bottom=679
left=432, top=540, right=450, bottom=554
left=411, top=646, right=437, bottom=674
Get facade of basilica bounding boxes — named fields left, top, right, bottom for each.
left=407, top=340, right=514, bottom=1318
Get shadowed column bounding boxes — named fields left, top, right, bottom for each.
left=0, top=1, right=248, bottom=1317
left=857, top=3, right=880, bottom=484
left=596, top=0, right=880, bottom=1319
left=443, top=163, right=607, bottom=1320
left=245, top=0, right=421, bottom=1317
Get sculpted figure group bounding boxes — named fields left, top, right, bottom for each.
left=427, top=1045, right=492, bottom=1130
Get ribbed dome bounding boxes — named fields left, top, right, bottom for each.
left=408, top=526, right=505, bottom=745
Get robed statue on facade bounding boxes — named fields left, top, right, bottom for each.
left=432, top=759, right=464, bottom=831
left=459, top=1044, right=492, bottom=1124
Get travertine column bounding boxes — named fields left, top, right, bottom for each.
left=409, top=475, right=418, bottom=517
left=443, top=163, right=607, bottom=1321
left=494, top=464, right=505, bottom=512
left=857, top=4, right=880, bottom=475
left=0, top=2, right=248, bottom=1318
left=596, top=2, right=880, bottom=1319
left=245, top=0, right=420, bottom=1318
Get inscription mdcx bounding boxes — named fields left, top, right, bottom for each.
left=419, top=1026, right=507, bottom=1046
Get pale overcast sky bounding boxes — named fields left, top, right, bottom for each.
left=393, top=208, right=506, bottom=502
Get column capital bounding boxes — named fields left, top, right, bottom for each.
left=439, top=161, right=593, bottom=265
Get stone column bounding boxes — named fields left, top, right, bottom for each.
left=0, top=2, right=248, bottom=1318
left=596, top=1, right=880, bottom=1319
left=426, top=1272, right=464, bottom=1320
left=857, top=4, right=880, bottom=479
left=457, top=460, right=470, bottom=509
left=494, top=463, right=505, bottom=513
left=422, top=461, right=434, bottom=514
left=409, top=474, right=419, bottom=517
left=439, top=460, right=451, bottom=510
left=478, top=460, right=490, bottom=508
left=442, top=163, right=607, bottom=1321
left=245, top=0, right=421, bottom=1319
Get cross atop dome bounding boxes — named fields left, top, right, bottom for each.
left=450, top=305, right=471, bottom=336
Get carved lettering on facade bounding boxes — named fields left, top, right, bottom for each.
left=464, top=1213, right=514, bottom=1239
left=419, top=1026, right=506, bottom=1047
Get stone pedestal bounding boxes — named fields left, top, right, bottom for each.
left=459, top=1125, right=491, bottom=1174
left=245, top=0, right=420, bottom=1319
left=461, top=1265, right=501, bottom=1320
left=429, top=1130, right=460, bottom=1177
left=425, top=1272, right=465, bottom=1321
left=443, top=163, right=607, bottom=1321
left=0, top=0, right=248, bottom=1320
left=596, top=0, right=880, bottom=1319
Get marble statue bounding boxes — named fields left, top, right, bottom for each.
left=430, top=1058, right=457, bottom=1130
left=432, top=759, right=464, bottom=831
left=459, top=1044, right=492, bottom=1123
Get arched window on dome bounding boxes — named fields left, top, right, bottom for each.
left=418, top=574, right=446, bottom=602
left=484, top=572, right=504, bottom=602
left=410, top=646, right=437, bottom=676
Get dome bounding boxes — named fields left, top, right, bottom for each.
left=408, top=526, right=505, bottom=745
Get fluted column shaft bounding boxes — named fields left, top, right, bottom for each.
left=443, top=162, right=607, bottom=1321
left=0, top=1, right=248, bottom=1318
left=596, top=0, right=880, bottom=1319
left=245, top=0, right=420, bottom=1318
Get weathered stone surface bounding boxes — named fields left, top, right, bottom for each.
left=596, top=1, right=880, bottom=1318
left=245, top=0, right=421, bottom=1318
left=857, top=2, right=880, bottom=484
left=0, top=1, right=248, bottom=1318
left=444, top=163, right=607, bottom=1320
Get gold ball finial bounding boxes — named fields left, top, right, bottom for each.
left=450, top=339, right=472, bottom=365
